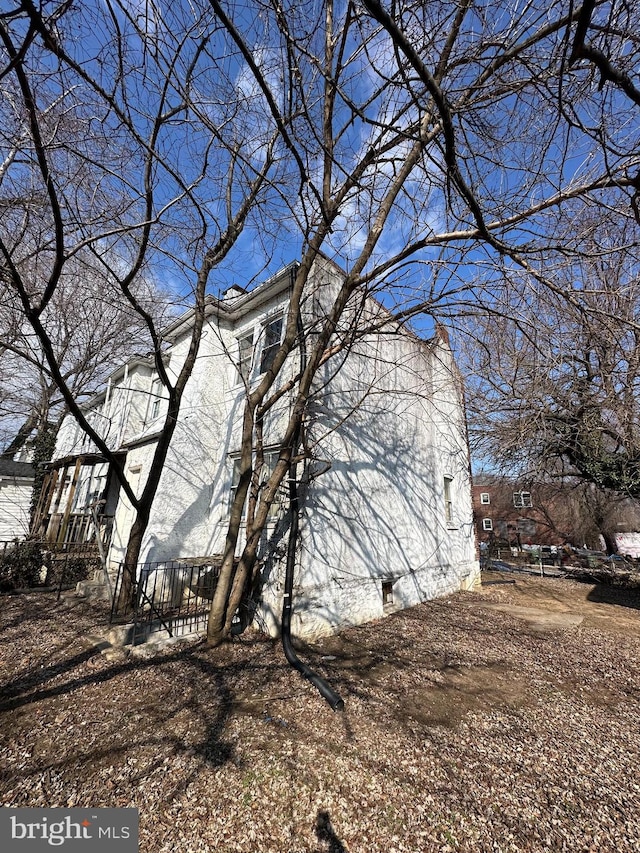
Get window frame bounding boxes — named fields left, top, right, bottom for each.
left=147, top=378, right=163, bottom=423
left=513, top=491, right=532, bottom=508
left=228, top=449, right=286, bottom=523
left=443, top=475, right=454, bottom=525
left=259, top=316, right=284, bottom=374
left=261, top=450, right=286, bottom=520
left=480, top=492, right=490, bottom=505
left=482, top=518, right=493, bottom=531
left=382, top=580, right=394, bottom=606
left=235, top=331, right=254, bottom=385
left=229, top=456, right=244, bottom=516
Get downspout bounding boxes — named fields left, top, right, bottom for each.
left=280, top=264, right=344, bottom=712
left=281, top=451, right=344, bottom=711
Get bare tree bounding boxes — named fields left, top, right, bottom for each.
left=0, top=257, right=170, bottom=457
left=0, top=1, right=281, bottom=605
left=1, top=1, right=639, bottom=640
left=205, top=0, right=640, bottom=644
left=460, top=214, right=640, bottom=507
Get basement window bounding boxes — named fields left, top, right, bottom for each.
left=382, top=580, right=394, bottom=606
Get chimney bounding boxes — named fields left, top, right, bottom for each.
left=222, top=284, right=247, bottom=301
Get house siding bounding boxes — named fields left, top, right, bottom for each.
left=0, top=476, right=34, bottom=540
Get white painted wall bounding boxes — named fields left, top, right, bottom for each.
left=48, top=261, right=479, bottom=638
left=111, top=263, right=478, bottom=637
left=0, top=476, right=33, bottom=540
left=258, top=316, right=479, bottom=638
left=120, top=270, right=300, bottom=568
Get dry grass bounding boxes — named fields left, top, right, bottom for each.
left=1, top=572, right=640, bottom=852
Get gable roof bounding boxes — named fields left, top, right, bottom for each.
left=0, top=458, right=35, bottom=479
left=161, top=262, right=300, bottom=343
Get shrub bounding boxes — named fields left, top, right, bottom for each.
left=0, top=541, right=44, bottom=591
left=46, top=555, right=98, bottom=588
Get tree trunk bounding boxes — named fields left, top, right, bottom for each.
left=601, top=529, right=618, bottom=556
left=115, top=511, right=149, bottom=613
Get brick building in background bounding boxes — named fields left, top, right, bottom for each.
left=472, top=475, right=640, bottom=556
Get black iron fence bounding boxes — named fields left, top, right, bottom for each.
left=110, top=559, right=222, bottom=640
left=0, top=539, right=102, bottom=597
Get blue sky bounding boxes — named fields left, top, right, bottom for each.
left=2, top=0, right=638, bottom=343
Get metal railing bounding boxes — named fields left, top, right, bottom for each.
left=110, top=559, right=222, bottom=640
left=0, top=539, right=102, bottom=597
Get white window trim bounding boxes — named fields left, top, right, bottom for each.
left=443, top=475, right=455, bottom=526
left=482, top=518, right=493, bottom=531
left=259, top=316, right=284, bottom=375
left=235, top=331, right=254, bottom=386
left=480, top=492, right=490, bottom=505
left=228, top=449, right=286, bottom=523
left=513, top=491, right=532, bottom=508
left=146, top=378, right=164, bottom=424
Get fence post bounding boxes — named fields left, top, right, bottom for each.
left=56, top=554, right=66, bottom=601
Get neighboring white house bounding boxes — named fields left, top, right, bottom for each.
left=36, top=258, right=479, bottom=638
left=0, top=458, right=35, bottom=541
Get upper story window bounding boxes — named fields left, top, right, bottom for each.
left=480, top=492, right=490, bottom=504
left=443, top=475, right=454, bottom=524
left=147, top=378, right=163, bottom=423
left=513, top=491, right=532, bottom=508
left=236, top=332, right=254, bottom=385
left=259, top=317, right=283, bottom=374
left=482, top=518, right=493, bottom=531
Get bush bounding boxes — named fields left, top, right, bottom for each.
left=0, top=541, right=44, bottom=591
left=45, top=555, right=98, bottom=588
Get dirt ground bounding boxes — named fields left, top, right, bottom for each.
left=1, top=571, right=640, bottom=852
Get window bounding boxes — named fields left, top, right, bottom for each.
left=443, top=476, right=454, bottom=524
left=236, top=332, right=254, bottom=384
left=382, top=580, right=394, bottom=605
left=259, top=317, right=283, bottom=373
left=482, top=518, right=493, bottom=531
left=228, top=451, right=286, bottom=521
left=229, top=457, right=244, bottom=516
left=517, top=518, right=536, bottom=537
left=480, top=492, right=490, bottom=504
left=262, top=450, right=286, bottom=519
left=513, top=491, right=532, bottom=508
left=147, top=378, right=163, bottom=422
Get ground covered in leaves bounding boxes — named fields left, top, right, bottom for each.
left=1, top=572, right=640, bottom=852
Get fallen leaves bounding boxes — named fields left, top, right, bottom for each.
left=1, top=575, right=640, bottom=851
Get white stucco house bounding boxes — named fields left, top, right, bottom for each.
left=0, top=458, right=35, bottom=541
left=34, top=258, right=479, bottom=638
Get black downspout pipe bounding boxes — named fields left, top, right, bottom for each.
left=281, top=457, right=345, bottom=711
left=280, top=267, right=344, bottom=711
